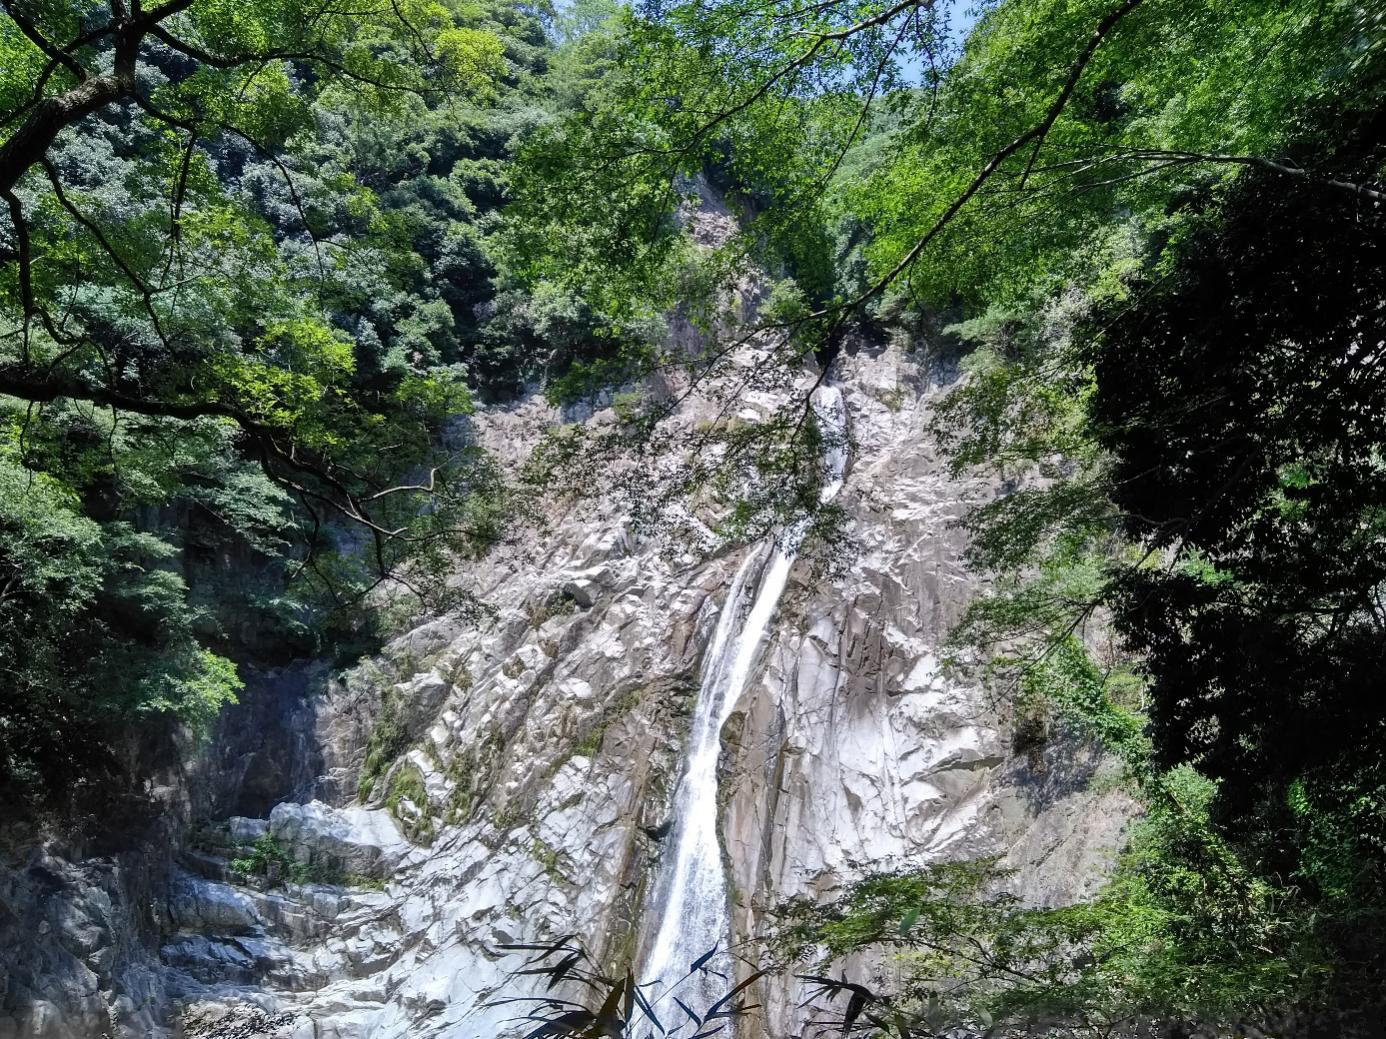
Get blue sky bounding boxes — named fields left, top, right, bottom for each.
left=944, top=0, right=983, bottom=47
left=896, top=0, right=982, bottom=85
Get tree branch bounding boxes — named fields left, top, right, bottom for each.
left=1121, top=148, right=1386, bottom=203
left=664, top=0, right=936, bottom=159
left=814, top=0, right=1147, bottom=328
left=1, top=2, right=89, bottom=82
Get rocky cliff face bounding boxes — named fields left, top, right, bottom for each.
left=0, top=330, right=1132, bottom=1039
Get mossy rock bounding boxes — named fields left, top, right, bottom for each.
left=385, top=762, right=436, bottom=844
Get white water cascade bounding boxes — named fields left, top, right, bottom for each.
left=641, top=382, right=849, bottom=1015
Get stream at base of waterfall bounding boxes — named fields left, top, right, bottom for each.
left=639, top=382, right=849, bottom=1018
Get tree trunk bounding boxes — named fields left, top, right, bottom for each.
left=0, top=8, right=163, bottom=195
left=0, top=71, right=137, bottom=194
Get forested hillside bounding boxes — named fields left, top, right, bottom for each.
left=0, top=0, right=640, bottom=809
left=3, top=0, right=1386, bottom=1036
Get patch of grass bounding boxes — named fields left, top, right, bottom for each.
left=443, top=751, right=476, bottom=825
left=385, top=762, right=427, bottom=815
left=531, top=838, right=567, bottom=883
left=558, top=792, right=583, bottom=812
left=574, top=727, right=605, bottom=758
left=441, top=724, right=506, bottom=826
left=528, top=590, right=579, bottom=629
left=358, top=688, right=412, bottom=801
left=385, top=762, right=435, bottom=843
left=876, top=386, right=908, bottom=412
left=611, top=388, right=646, bottom=424
left=574, top=686, right=644, bottom=758
left=230, top=833, right=299, bottom=881
left=445, top=782, right=474, bottom=826
left=342, top=871, right=387, bottom=891
left=493, top=801, right=522, bottom=832
left=228, top=834, right=384, bottom=889
left=692, top=415, right=751, bottom=436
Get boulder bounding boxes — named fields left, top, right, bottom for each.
left=228, top=816, right=269, bottom=843
left=268, top=802, right=408, bottom=879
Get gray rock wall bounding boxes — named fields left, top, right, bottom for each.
left=721, top=344, right=1135, bottom=1035
left=0, top=338, right=1132, bottom=1039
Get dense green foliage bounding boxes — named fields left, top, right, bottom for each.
left=1092, top=126, right=1386, bottom=868
left=0, top=0, right=641, bottom=803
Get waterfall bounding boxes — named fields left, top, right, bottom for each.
left=641, top=383, right=849, bottom=1015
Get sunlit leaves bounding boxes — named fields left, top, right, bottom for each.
left=849, top=0, right=1384, bottom=311
left=776, top=803, right=1323, bottom=1034
left=0, top=0, right=532, bottom=803
left=0, top=1, right=98, bottom=119
left=0, top=455, right=245, bottom=792
left=437, top=26, right=506, bottom=93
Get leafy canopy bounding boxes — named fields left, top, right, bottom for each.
left=0, top=0, right=543, bottom=802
